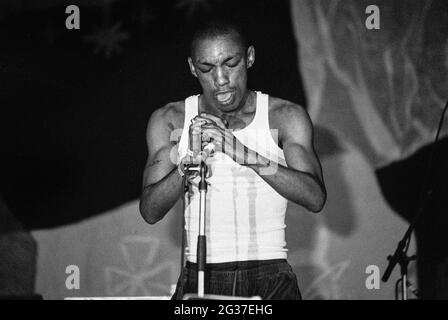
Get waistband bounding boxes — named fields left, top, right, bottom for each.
left=185, top=259, right=287, bottom=272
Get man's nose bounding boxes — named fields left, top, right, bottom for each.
left=214, top=67, right=230, bottom=87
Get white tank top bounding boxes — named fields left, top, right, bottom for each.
left=177, top=91, right=288, bottom=263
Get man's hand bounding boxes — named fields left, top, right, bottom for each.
left=183, top=114, right=219, bottom=179
left=193, top=113, right=255, bottom=166
left=178, top=154, right=202, bottom=186
left=188, top=116, right=216, bottom=163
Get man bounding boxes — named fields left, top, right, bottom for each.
left=139, top=19, right=326, bottom=300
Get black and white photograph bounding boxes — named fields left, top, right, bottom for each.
left=1, top=0, right=448, bottom=305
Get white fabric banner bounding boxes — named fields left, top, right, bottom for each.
left=291, top=0, right=448, bottom=168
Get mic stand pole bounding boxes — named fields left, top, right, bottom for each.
left=182, top=158, right=262, bottom=301
left=381, top=234, right=416, bottom=300
left=184, top=160, right=208, bottom=298
left=197, top=161, right=208, bottom=297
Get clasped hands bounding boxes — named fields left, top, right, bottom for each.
left=181, top=113, right=253, bottom=172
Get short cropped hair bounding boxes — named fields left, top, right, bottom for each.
left=189, top=18, right=249, bottom=58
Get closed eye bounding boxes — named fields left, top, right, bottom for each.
left=226, top=58, right=241, bottom=68
left=199, top=66, right=213, bottom=73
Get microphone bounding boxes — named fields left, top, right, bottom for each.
left=190, top=121, right=217, bottom=162
left=189, top=122, right=203, bottom=164
left=192, top=131, right=202, bottom=162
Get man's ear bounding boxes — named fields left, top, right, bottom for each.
left=187, top=57, right=198, bottom=78
left=246, top=46, right=255, bottom=69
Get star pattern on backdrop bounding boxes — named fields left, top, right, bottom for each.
left=104, top=236, right=175, bottom=297
left=301, top=261, right=350, bottom=300
left=84, top=22, right=129, bottom=59
left=132, top=4, right=157, bottom=28
left=175, top=0, right=212, bottom=18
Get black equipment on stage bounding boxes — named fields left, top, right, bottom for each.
left=382, top=99, right=448, bottom=300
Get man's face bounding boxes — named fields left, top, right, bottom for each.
left=188, top=34, right=255, bottom=112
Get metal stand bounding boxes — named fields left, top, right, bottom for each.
left=196, top=161, right=208, bottom=297
left=382, top=237, right=416, bottom=300
left=180, top=148, right=262, bottom=300
left=184, top=161, right=208, bottom=297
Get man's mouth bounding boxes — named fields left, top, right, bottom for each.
left=215, top=91, right=234, bottom=104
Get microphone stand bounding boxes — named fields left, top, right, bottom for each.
left=382, top=233, right=416, bottom=300
left=197, top=161, right=208, bottom=297
left=382, top=100, right=448, bottom=300
left=180, top=135, right=262, bottom=301
left=182, top=159, right=261, bottom=301
left=183, top=159, right=208, bottom=298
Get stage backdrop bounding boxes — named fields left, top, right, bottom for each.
left=291, top=0, right=448, bottom=168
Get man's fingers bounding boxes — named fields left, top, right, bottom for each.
left=199, top=113, right=221, bottom=122
left=187, top=172, right=199, bottom=184
left=196, top=113, right=227, bottom=130
left=192, top=117, right=213, bottom=126
left=201, top=124, right=224, bottom=132
left=190, top=119, right=207, bottom=128
left=189, top=121, right=226, bottom=146
left=201, top=128, right=221, bottom=141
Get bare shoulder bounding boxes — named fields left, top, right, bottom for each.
left=268, top=96, right=312, bottom=135
left=148, top=100, right=185, bottom=128
left=144, top=101, right=186, bottom=154
left=146, top=100, right=185, bottom=136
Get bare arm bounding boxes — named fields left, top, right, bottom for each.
left=247, top=104, right=326, bottom=212
left=139, top=107, right=184, bottom=224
